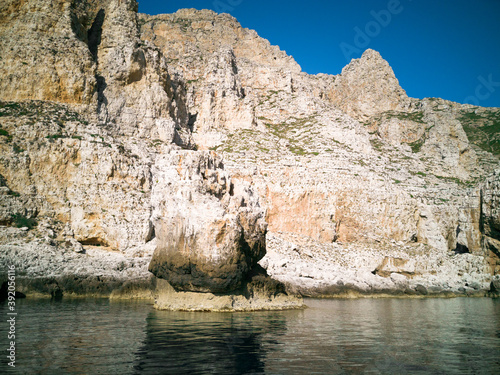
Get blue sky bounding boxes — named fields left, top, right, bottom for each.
left=138, top=0, right=500, bottom=108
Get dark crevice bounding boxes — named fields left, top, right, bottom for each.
left=488, top=225, right=500, bottom=241
left=87, top=9, right=105, bottom=62
left=454, top=243, right=470, bottom=254
left=79, top=237, right=108, bottom=247
left=70, top=13, right=88, bottom=43
left=187, top=113, right=198, bottom=132
left=486, top=240, right=500, bottom=258
left=127, top=49, right=145, bottom=84
left=479, top=189, right=485, bottom=234
left=145, top=221, right=156, bottom=243
left=96, top=74, right=107, bottom=113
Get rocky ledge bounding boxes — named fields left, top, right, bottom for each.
left=154, top=266, right=303, bottom=312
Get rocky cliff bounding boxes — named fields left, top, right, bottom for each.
left=0, top=0, right=499, bottom=304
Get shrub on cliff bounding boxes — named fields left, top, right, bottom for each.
left=11, top=213, right=37, bottom=229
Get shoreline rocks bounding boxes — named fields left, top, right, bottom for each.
left=0, top=228, right=493, bottom=304
left=153, top=267, right=304, bottom=312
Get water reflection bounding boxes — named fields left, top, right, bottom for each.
left=0, top=299, right=150, bottom=374
left=133, top=310, right=291, bottom=374
left=0, top=298, right=499, bottom=374
left=262, top=298, right=500, bottom=374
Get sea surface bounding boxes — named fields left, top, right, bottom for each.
left=0, top=297, right=499, bottom=374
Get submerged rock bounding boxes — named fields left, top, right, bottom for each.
left=153, top=266, right=303, bottom=312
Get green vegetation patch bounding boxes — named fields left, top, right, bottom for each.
left=288, top=145, right=306, bottom=155
left=0, top=100, right=88, bottom=126
left=0, top=127, right=13, bottom=142
left=370, top=138, right=385, bottom=152
left=369, top=110, right=429, bottom=153
left=11, top=213, right=37, bottom=229
left=459, top=109, right=500, bottom=156
left=12, top=143, right=24, bottom=153
left=212, top=115, right=324, bottom=157
left=393, top=111, right=425, bottom=123
left=374, top=110, right=426, bottom=124
left=434, top=175, right=466, bottom=186
left=408, top=138, right=425, bottom=153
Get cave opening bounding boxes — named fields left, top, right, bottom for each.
left=454, top=243, right=470, bottom=254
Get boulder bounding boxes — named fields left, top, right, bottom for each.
left=148, top=150, right=267, bottom=293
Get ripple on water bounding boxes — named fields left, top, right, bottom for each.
left=0, top=298, right=499, bottom=374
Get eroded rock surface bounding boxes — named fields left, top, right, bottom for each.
left=0, top=2, right=499, bottom=303
left=148, top=150, right=267, bottom=293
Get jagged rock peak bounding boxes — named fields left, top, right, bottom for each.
left=341, top=48, right=407, bottom=98
left=344, top=49, right=393, bottom=71
left=329, top=48, right=409, bottom=120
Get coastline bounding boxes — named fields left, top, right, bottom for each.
left=1, top=230, right=498, bottom=309
left=9, top=275, right=496, bottom=303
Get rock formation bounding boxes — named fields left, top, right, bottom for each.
left=148, top=150, right=267, bottom=293
left=0, top=1, right=499, bottom=306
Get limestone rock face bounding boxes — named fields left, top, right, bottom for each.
left=93, top=0, right=192, bottom=146
left=148, top=151, right=267, bottom=293
left=139, top=9, right=302, bottom=149
left=261, top=231, right=491, bottom=297
left=481, top=170, right=500, bottom=272
left=191, top=47, right=256, bottom=149
left=329, top=51, right=480, bottom=180
left=0, top=0, right=97, bottom=104
left=328, top=49, right=409, bottom=121
left=0, top=0, right=192, bottom=143
left=0, top=2, right=268, bottom=302
left=139, top=9, right=301, bottom=79
left=137, top=8, right=500, bottom=296
left=0, top=101, right=156, bottom=252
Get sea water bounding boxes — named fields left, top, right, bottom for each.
left=0, top=297, right=499, bottom=374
